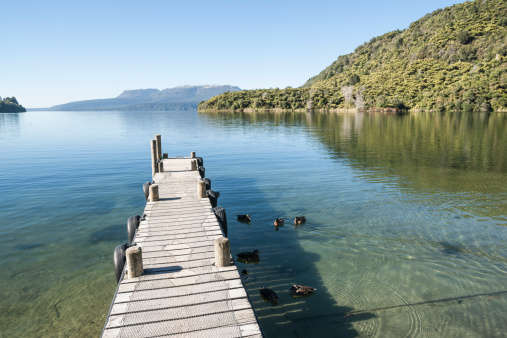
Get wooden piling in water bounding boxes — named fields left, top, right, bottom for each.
left=150, top=139, right=157, bottom=178
left=155, top=134, right=162, bottom=161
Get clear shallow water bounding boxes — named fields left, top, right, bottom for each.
left=0, top=110, right=505, bottom=337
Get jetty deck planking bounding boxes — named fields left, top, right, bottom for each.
left=102, top=157, right=262, bottom=337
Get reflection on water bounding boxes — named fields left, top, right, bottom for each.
left=0, top=110, right=505, bottom=337
left=0, top=113, right=21, bottom=138
left=310, top=111, right=507, bottom=221
left=201, top=110, right=507, bottom=337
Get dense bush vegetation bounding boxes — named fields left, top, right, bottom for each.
left=200, top=0, right=507, bottom=112
left=0, top=96, right=26, bottom=112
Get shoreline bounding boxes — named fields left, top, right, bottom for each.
left=198, top=107, right=507, bottom=114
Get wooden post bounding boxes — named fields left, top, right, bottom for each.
left=143, top=182, right=151, bottom=201
left=197, top=180, right=206, bottom=198
left=149, top=184, right=159, bottom=201
left=126, top=246, right=144, bottom=278
left=190, top=159, right=197, bottom=171
left=214, top=237, right=231, bottom=267
left=191, top=151, right=196, bottom=158
left=158, top=161, right=164, bottom=173
left=150, top=139, right=157, bottom=178
left=155, top=134, right=162, bottom=161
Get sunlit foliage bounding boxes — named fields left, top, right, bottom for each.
left=200, top=0, right=507, bottom=112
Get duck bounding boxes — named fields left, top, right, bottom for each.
left=236, top=250, right=260, bottom=261
left=289, top=284, right=316, bottom=296
left=260, top=287, right=278, bottom=303
left=240, top=269, right=249, bottom=283
left=237, top=214, right=251, bottom=222
left=294, top=216, right=306, bottom=224
left=274, top=218, right=285, bottom=226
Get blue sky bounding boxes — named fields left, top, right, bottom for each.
left=1, top=0, right=466, bottom=107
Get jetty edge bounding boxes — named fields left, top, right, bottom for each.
left=101, top=134, right=262, bottom=337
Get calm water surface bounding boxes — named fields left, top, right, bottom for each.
left=0, top=110, right=505, bottom=337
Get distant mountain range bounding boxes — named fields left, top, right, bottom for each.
left=43, top=85, right=241, bottom=111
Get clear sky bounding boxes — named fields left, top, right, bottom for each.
left=1, top=0, right=467, bottom=108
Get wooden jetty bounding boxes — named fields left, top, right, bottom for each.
left=102, top=135, right=262, bottom=337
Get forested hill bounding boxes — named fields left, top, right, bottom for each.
left=46, top=85, right=241, bottom=111
left=0, top=97, right=26, bottom=113
left=199, top=0, right=507, bottom=112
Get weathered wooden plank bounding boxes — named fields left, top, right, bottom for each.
left=141, top=217, right=218, bottom=225
left=116, top=277, right=243, bottom=297
left=141, top=256, right=225, bottom=270
left=103, top=321, right=262, bottom=338
left=110, top=285, right=247, bottom=316
left=135, top=230, right=223, bottom=242
left=105, top=306, right=257, bottom=333
left=136, top=226, right=219, bottom=237
left=141, top=245, right=214, bottom=259
left=142, top=251, right=215, bottom=265
left=136, top=235, right=223, bottom=248
left=139, top=238, right=220, bottom=253
left=138, top=234, right=223, bottom=246
left=119, top=267, right=239, bottom=285
left=241, top=323, right=264, bottom=337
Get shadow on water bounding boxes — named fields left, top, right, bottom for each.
left=89, top=223, right=125, bottom=243
left=13, top=242, right=46, bottom=251
left=439, top=241, right=465, bottom=256
left=199, top=111, right=378, bottom=336
left=221, top=177, right=371, bottom=337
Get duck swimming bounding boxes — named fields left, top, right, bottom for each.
left=240, top=269, right=249, bottom=283
left=260, top=287, right=278, bottom=303
left=289, top=284, right=316, bottom=296
left=237, top=214, right=251, bottom=222
left=294, top=216, right=306, bottom=224
left=274, top=218, right=285, bottom=226
left=236, top=250, right=260, bottom=261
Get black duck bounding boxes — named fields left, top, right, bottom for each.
left=237, top=214, right=251, bottom=222
left=260, top=287, right=278, bottom=303
left=236, top=250, right=260, bottom=260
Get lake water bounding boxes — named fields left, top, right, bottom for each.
left=0, top=110, right=506, bottom=337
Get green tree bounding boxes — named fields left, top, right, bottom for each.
left=457, top=31, right=472, bottom=44
left=348, top=74, right=360, bottom=85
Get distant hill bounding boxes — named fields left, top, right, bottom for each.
left=47, top=85, right=241, bottom=111
left=200, top=0, right=507, bottom=112
left=0, top=96, right=26, bottom=113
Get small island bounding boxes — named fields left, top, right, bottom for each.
left=0, top=96, right=26, bottom=113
